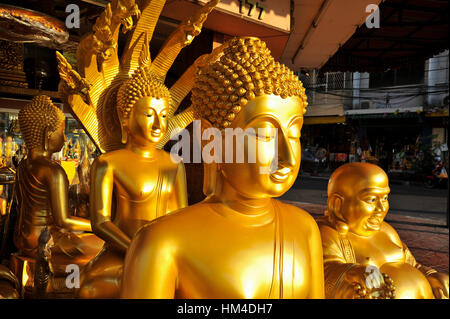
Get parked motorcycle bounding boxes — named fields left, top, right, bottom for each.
left=424, top=162, right=448, bottom=189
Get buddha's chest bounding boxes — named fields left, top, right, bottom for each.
left=176, top=227, right=311, bottom=299
left=351, top=233, right=405, bottom=267
left=113, top=162, right=175, bottom=201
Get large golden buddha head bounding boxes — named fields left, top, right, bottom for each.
left=326, top=162, right=390, bottom=237
left=116, top=66, right=171, bottom=145
left=19, top=95, right=66, bottom=153
left=192, top=37, right=308, bottom=198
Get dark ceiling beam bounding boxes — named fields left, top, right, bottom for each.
left=352, top=0, right=408, bottom=50
left=381, top=20, right=448, bottom=27
left=352, top=35, right=448, bottom=44
left=81, top=0, right=109, bottom=7
left=375, top=13, right=444, bottom=59
left=342, top=47, right=442, bottom=52
left=381, top=2, right=448, bottom=14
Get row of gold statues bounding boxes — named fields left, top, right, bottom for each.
left=1, top=0, right=448, bottom=299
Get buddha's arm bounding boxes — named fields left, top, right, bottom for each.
left=307, top=220, right=325, bottom=298
left=319, top=224, right=367, bottom=299
left=90, top=157, right=131, bottom=253
left=167, top=162, right=188, bottom=213
left=121, top=224, right=177, bottom=298
left=47, top=166, right=92, bottom=232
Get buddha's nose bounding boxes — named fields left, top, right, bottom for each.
left=152, top=113, right=161, bottom=130
left=278, top=129, right=296, bottom=169
left=375, top=200, right=386, bottom=212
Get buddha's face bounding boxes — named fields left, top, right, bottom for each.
left=47, top=122, right=66, bottom=153
left=335, top=165, right=390, bottom=237
left=220, top=94, right=303, bottom=198
left=127, top=97, right=169, bottom=144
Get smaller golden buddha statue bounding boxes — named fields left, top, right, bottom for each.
left=121, top=37, right=324, bottom=299
left=319, top=162, right=449, bottom=299
left=14, top=95, right=103, bottom=276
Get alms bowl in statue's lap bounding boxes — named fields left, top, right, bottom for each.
left=380, top=262, right=434, bottom=299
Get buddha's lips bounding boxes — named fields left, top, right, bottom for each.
left=151, top=130, right=161, bottom=137
left=270, top=167, right=292, bottom=182
left=366, top=216, right=382, bottom=230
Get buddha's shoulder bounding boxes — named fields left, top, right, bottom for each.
left=275, top=200, right=319, bottom=230
left=22, top=157, right=64, bottom=175
left=379, top=221, right=402, bottom=244
left=95, top=149, right=180, bottom=168
left=92, top=149, right=122, bottom=164
left=136, top=203, right=212, bottom=235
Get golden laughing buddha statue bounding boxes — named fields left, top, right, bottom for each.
left=121, top=37, right=325, bottom=299
left=15, top=95, right=103, bottom=274
left=318, top=162, right=449, bottom=299
left=57, top=0, right=219, bottom=298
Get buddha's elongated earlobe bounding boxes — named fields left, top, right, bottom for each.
left=327, top=194, right=349, bottom=236
left=43, top=126, right=50, bottom=152
left=120, top=121, right=128, bottom=144
left=203, top=161, right=217, bottom=197
left=200, top=118, right=221, bottom=196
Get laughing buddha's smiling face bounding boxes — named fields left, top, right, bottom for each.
left=219, top=94, right=303, bottom=199
left=329, top=163, right=390, bottom=237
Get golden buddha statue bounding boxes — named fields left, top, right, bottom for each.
left=14, top=95, right=103, bottom=275
left=318, top=162, right=449, bottom=299
left=57, top=0, right=219, bottom=298
left=121, top=37, right=325, bottom=299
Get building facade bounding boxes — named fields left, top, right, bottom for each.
left=301, top=50, right=449, bottom=179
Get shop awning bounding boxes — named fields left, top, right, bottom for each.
left=345, top=106, right=424, bottom=120
left=305, top=104, right=345, bottom=117
left=345, top=106, right=423, bottom=116
left=281, top=0, right=383, bottom=70
left=303, top=104, right=345, bottom=124
left=159, top=0, right=291, bottom=60
left=304, top=116, right=346, bottom=125
left=425, top=109, right=449, bottom=117
left=322, top=0, right=449, bottom=72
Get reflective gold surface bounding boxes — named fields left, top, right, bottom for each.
left=0, top=264, right=18, bottom=299
left=121, top=37, right=324, bottom=299
left=15, top=96, right=103, bottom=275
left=59, top=0, right=219, bottom=298
left=319, top=162, right=449, bottom=299
left=78, top=97, right=188, bottom=298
